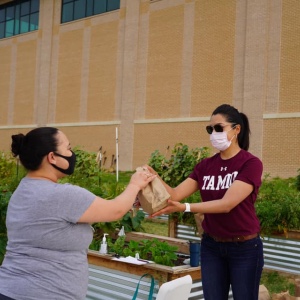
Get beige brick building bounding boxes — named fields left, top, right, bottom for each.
left=0, top=0, right=299, bottom=178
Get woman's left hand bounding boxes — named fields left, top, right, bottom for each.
left=150, top=199, right=185, bottom=218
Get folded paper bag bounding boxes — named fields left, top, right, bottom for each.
left=136, top=167, right=170, bottom=214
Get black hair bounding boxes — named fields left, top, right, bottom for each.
left=11, top=127, right=59, bottom=170
left=212, top=104, right=250, bottom=151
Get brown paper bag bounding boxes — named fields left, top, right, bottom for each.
left=136, top=167, right=170, bottom=214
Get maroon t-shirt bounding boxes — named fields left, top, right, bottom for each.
left=189, top=149, right=263, bottom=237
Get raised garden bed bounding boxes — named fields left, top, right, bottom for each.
left=88, top=232, right=201, bottom=285
left=87, top=250, right=201, bottom=286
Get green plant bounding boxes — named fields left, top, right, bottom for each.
left=122, top=240, right=140, bottom=257
left=119, top=210, right=145, bottom=232
left=256, top=175, right=300, bottom=236
left=107, top=235, right=126, bottom=256
left=148, top=143, right=210, bottom=187
left=0, top=152, right=26, bottom=264
left=107, top=236, right=179, bottom=266
left=148, top=143, right=210, bottom=226
left=91, top=210, right=146, bottom=249
left=147, top=238, right=178, bottom=266
left=0, top=191, right=12, bottom=264
left=296, top=168, right=300, bottom=192
left=0, top=152, right=26, bottom=192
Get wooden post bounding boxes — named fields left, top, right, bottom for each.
left=168, top=217, right=177, bottom=238
left=295, top=278, right=300, bottom=297
left=194, top=213, right=204, bottom=237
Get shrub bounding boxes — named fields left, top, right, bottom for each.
left=107, top=236, right=178, bottom=266
left=296, top=168, right=300, bottom=191
left=0, top=153, right=26, bottom=264
left=148, top=143, right=210, bottom=225
left=148, top=143, right=210, bottom=187
left=0, top=191, right=12, bottom=264
left=256, top=175, right=300, bottom=236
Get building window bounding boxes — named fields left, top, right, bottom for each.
left=61, top=0, right=120, bottom=23
left=0, top=0, right=39, bottom=39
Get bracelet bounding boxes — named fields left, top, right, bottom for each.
left=184, top=203, right=191, bottom=213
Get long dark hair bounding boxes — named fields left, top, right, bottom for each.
left=11, top=127, right=59, bottom=170
left=212, top=104, right=250, bottom=151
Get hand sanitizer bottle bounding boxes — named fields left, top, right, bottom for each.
left=118, top=226, right=125, bottom=237
left=99, top=233, right=108, bottom=254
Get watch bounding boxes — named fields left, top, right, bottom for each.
left=184, top=203, right=191, bottom=212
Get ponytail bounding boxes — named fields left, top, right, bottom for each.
left=212, top=104, right=251, bottom=151
left=238, top=113, right=250, bottom=151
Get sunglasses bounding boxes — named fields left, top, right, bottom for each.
left=206, top=124, right=237, bottom=134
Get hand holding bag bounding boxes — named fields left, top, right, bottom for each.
left=136, top=167, right=170, bottom=214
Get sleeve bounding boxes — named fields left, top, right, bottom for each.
left=50, top=184, right=96, bottom=223
left=236, top=155, right=263, bottom=192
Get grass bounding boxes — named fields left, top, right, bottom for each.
left=99, top=171, right=133, bottom=185
left=141, top=219, right=169, bottom=236
left=260, top=270, right=296, bottom=296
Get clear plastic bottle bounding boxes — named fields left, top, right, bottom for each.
left=99, top=233, right=108, bottom=254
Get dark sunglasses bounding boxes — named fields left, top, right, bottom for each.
left=206, top=124, right=237, bottom=134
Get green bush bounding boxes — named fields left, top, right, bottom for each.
left=0, top=152, right=26, bottom=192
left=0, top=153, right=26, bottom=264
left=107, top=236, right=178, bottom=266
left=148, top=143, right=210, bottom=225
left=296, top=168, right=300, bottom=191
left=255, top=175, right=300, bottom=235
left=0, top=191, right=12, bottom=264
left=148, top=143, right=210, bottom=187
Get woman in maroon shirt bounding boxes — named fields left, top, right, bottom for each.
left=149, top=104, right=264, bottom=300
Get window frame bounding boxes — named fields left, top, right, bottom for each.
left=61, top=0, right=120, bottom=24
left=0, top=0, right=39, bottom=40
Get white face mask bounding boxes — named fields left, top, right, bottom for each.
left=210, top=128, right=235, bottom=151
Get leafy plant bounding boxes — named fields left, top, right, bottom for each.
left=296, top=168, right=300, bottom=192
left=119, top=210, right=145, bottom=233
left=91, top=210, right=146, bottom=249
left=123, top=240, right=140, bottom=257
left=107, top=236, right=126, bottom=256
left=0, top=152, right=26, bottom=264
left=0, top=191, right=11, bottom=264
left=148, top=143, right=210, bottom=187
left=255, top=175, right=300, bottom=236
left=148, top=238, right=178, bottom=266
left=107, top=236, right=179, bottom=266
left=0, top=152, right=26, bottom=192
left=148, top=143, right=210, bottom=226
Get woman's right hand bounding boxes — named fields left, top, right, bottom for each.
left=142, top=165, right=158, bottom=176
left=129, top=169, right=156, bottom=190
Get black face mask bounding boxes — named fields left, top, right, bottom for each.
left=51, top=151, right=76, bottom=175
